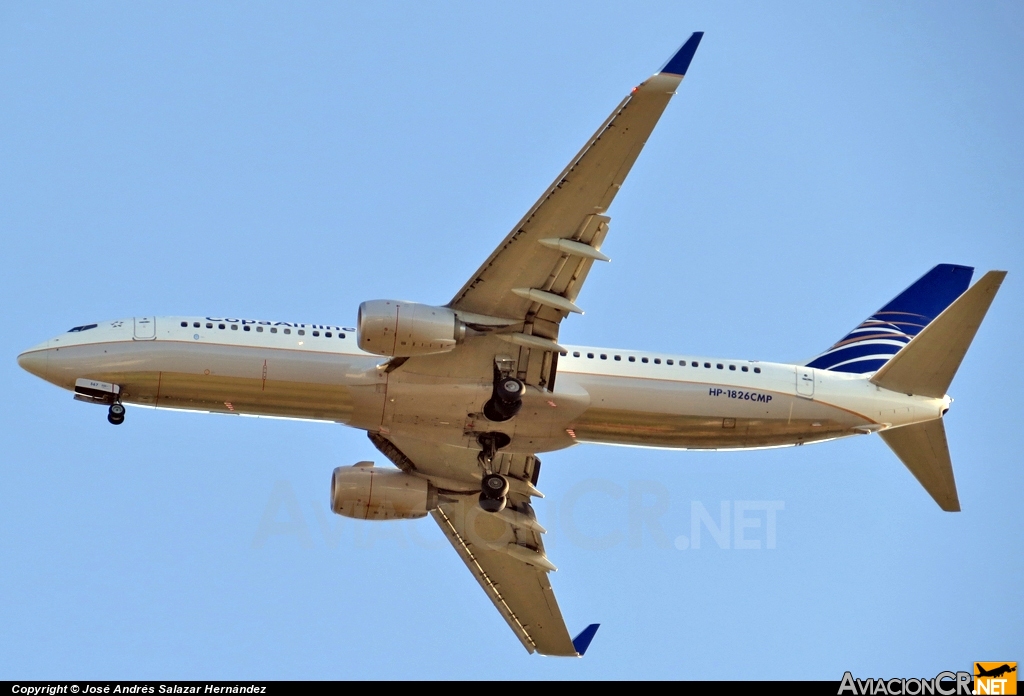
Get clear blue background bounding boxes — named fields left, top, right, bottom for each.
left=1, top=1, right=1021, bottom=680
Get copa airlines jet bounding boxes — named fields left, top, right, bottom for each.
left=16, top=33, right=1006, bottom=657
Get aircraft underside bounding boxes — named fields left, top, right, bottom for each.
left=16, top=29, right=1005, bottom=657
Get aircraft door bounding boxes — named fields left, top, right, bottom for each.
left=134, top=316, right=157, bottom=340
left=795, top=366, right=815, bottom=398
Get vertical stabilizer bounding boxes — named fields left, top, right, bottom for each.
left=806, top=265, right=973, bottom=374
left=879, top=419, right=959, bottom=512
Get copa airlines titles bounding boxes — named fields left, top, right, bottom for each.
left=205, top=317, right=355, bottom=332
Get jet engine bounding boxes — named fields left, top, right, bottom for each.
left=357, top=300, right=466, bottom=357
left=330, top=462, right=437, bottom=520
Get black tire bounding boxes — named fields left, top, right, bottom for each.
left=107, top=412, right=124, bottom=425
left=496, top=377, right=523, bottom=405
left=481, top=473, right=509, bottom=499
left=109, top=403, right=125, bottom=417
left=479, top=492, right=506, bottom=513
left=483, top=398, right=520, bottom=422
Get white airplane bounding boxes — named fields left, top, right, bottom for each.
left=16, top=33, right=1006, bottom=657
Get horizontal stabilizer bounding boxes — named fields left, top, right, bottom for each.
left=870, top=271, right=1006, bottom=398
left=879, top=419, right=959, bottom=511
left=572, top=623, right=600, bottom=656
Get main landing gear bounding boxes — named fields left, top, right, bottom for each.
left=107, top=402, right=125, bottom=426
left=477, top=357, right=520, bottom=512
left=477, top=431, right=510, bottom=513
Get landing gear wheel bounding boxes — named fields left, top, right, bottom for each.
left=107, top=403, right=125, bottom=425
left=479, top=492, right=507, bottom=513
left=483, top=376, right=524, bottom=422
left=481, top=473, right=509, bottom=499
left=496, top=377, right=523, bottom=404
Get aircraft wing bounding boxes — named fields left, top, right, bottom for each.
left=432, top=495, right=576, bottom=656
left=371, top=432, right=594, bottom=656
left=448, top=32, right=704, bottom=346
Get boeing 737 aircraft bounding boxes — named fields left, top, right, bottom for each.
left=16, top=33, right=1006, bottom=657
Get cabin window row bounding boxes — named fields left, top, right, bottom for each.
left=180, top=321, right=346, bottom=339
left=560, top=351, right=761, bottom=374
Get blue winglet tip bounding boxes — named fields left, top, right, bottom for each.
left=572, top=623, right=600, bottom=657
left=660, top=32, right=704, bottom=76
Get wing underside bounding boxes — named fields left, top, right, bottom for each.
left=432, top=496, right=576, bottom=656
left=437, top=33, right=703, bottom=391
left=371, top=432, right=574, bottom=655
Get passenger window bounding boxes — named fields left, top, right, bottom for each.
left=218, top=324, right=225, bottom=330
left=717, top=364, right=723, bottom=369
left=206, top=323, right=213, bottom=329
left=560, top=352, right=567, bottom=357
left=628, top=356, right=635, bottom=362
left=586, top=353, right=593, bottom=358
left=573, top=352, right=580, bottom=357
left=312, top=331, right=319, bottom=337
left=193, top=322, right=200, bottom=328
left=666, top=359, right=673, bottom=365
left=600, top=354, right=606, bottom=360
left=641, top=357, right=649, bottom=363
left=704, top=362, right=711, bottom=368
left=741, top=366, right=749, bottom=372
left=271, top=327, right=277, bottom=333
left=729, top=365, right=736, bottom=371
left=284, top=328, right=291, bottom=335
left=614, top=355, right=621, bottom=361
left=339, top=333, right=345, bottom=338
left=326, top=332, right=332, bottom=338
left=691, top=361, right=698, bottom=367
left=244, top=326, right=251, bottom=331
left=256, top=326, right=263, bottom=332
left=231, top=325, right=238, bottom=330
left=180, top=321, right=187, bottom=327
left=654, top=358, right=661, bottom=364
left=754, top=367, right=761, bottom=373
left=298, top=330, right=305, bottom=336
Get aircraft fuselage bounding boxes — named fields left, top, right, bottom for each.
left=17, top=316, right=948, bottom=456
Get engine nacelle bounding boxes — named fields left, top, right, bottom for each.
left=357, top=300, right=466, bottom=357
left=330, top=462, right=437, bottom=520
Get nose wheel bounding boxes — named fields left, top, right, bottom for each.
left=107, top=403, right=125, bottom=425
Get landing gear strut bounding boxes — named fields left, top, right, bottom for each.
left=107, top=402, right=125, bottom=426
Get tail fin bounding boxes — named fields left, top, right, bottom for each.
left=870, top=271, right=1006, bottom=398
left=879, top=419, right=959, bottom=511
left=806, top=264, right=974, bottom=374
left=875, top=270, right=1006, bottom=512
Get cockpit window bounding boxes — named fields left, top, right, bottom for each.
left=68, top=324, right=98, bottom=332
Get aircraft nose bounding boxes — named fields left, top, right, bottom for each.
left=17, top=348, right=49, bottom=378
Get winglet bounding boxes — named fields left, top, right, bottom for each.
left=660, top=32, right=704, bottom=76
left=572, top=623, right=600, bottom=656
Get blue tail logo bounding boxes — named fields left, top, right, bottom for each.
left=806, top=264, right=974, bottom=374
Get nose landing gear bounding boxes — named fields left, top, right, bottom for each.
left=107, top=402, right=125, bottom=425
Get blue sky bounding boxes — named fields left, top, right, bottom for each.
left=1, top=1, right=1021, bottom=680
